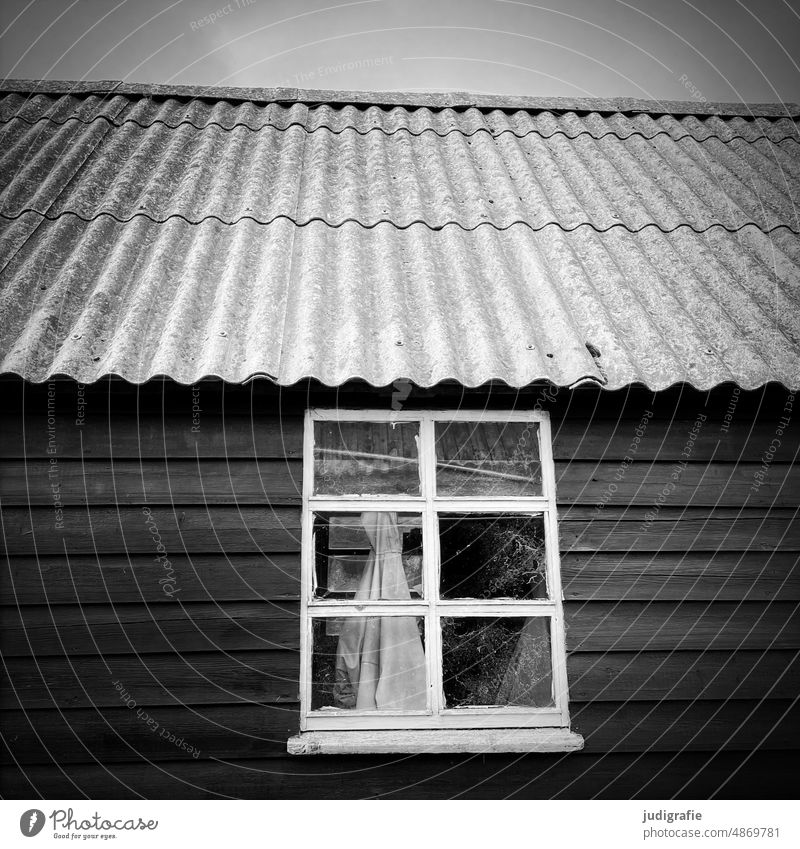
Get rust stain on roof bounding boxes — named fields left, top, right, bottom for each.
left=1, top=81, right=798, bottom=390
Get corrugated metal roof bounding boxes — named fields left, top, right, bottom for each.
left=5, top=91, right=799, bottom=142
left=2, top=79, right=795, bottom=115
left=1, top=81, right=799, bottom=390
left=3, top=115, right=797, bottom=232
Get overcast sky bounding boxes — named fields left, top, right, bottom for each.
left=1, top=0, right=798, bottom=102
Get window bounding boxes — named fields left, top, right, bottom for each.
left=288, top=410, right=583, bottom=754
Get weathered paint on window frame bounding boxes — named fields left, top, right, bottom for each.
left=300, top=409, right=572, bottom=732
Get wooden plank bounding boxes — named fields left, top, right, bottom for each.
left=8, top=549, right=796, bottom=608
left=567, top=650, right=800, bottom=700
left=0, top=749, right=794, bottom=799
left=1, top=506, right=301, bottom=555
left=287, top=728, right=583, bottom=755
left=564, top=601, right=800, bottom=650
left=2, top=554, right=300, bottom=604
left=0, top=379, right=305, bottom=416
left=560, top=516, right=800, bottom=551
left=0, top=414, right=303, bottom=459
left=573, top=699, right=800, bottom=753
left=6, top=458, right=794, bottom=508
left=5, top=413, right=795, bottom=464
left=5, top=647, right=794, bottom=709
left=0, top=651, right=300, bottom=709
left=0, top=602, right=299, bottom=656
left=0, top=704, right=298, bottom=765
left=4, top=599, right=796, bottom=656
left=2, top=699, right=793, bottom=766
left=559, top=505, right=792, bottom=519
left=556, top=461, right=799, bottom=507
left=561, top=552, right=800, bottom=600
left=0, top=459, right=302, bottom=505
left=2, top=379, right=790, bottom=425
left=5, top=507, right=797, bottom=555
left=552, top=419, right=799, bottom=463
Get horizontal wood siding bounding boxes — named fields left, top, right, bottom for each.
left=2, top=600, right=798, bottom=656
left=2, top=700, right=797, bottom=766
left=4, top=649, right=797, bottom=710
left=3, top=459, right=797, bottom=507
left=1, top=380, right=798, bottom=799
left=5, top=507, right=797, bottom=555
left=1, top=750, right=795, bottom=799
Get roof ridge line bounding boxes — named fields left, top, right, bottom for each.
left=4, top=110, right=800, bottom=145
left=2, top=78, right=798, bottom=118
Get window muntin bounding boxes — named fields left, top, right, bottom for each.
left=301, top=410, right=570, bottom=731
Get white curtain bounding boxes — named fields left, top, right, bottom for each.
left=334, top=512, right=427, bottom=710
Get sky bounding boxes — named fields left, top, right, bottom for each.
left=0, top=0, right=798, bottom=102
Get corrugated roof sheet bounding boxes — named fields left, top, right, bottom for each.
left=5, top=91, right=800, bottom=142
left=3, top=116, right=798, bottom=232
left=1, top=81, right=799, bottom=390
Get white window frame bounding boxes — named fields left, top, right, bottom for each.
left=297, top=408, right=574, bottom=739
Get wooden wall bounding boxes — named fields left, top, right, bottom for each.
left=1, top=378, right=798, bottom=799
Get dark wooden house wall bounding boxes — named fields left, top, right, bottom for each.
left=1, top=379, right=798, bottom=799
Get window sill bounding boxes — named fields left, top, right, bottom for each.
left=287, top=728, right=584, bottom=755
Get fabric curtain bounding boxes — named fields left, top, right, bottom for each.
left=333, top=512, right=427, bottom=710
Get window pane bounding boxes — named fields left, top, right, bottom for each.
left=314, top=420, right=420, bottom=495
left=439, top=513, right=548, bottom=599
left=435, top=421, right=541, bottom=496
left=441, top=617, right=553, bottom=708
left=311, top=617, right=426, bottom=710
left=313, top=512, right=423, bottom=599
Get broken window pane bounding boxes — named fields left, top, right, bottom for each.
left=314, top=420, right=421, bottom=495
left=441, top=617, right=553, bottom=708
left=435, top=421, right=541, bottom=496
left=439, top=513, right=548, bottom=599
left=311, top=617, right=426, bottom=710
left=313, top=512, right=423, bottom=599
